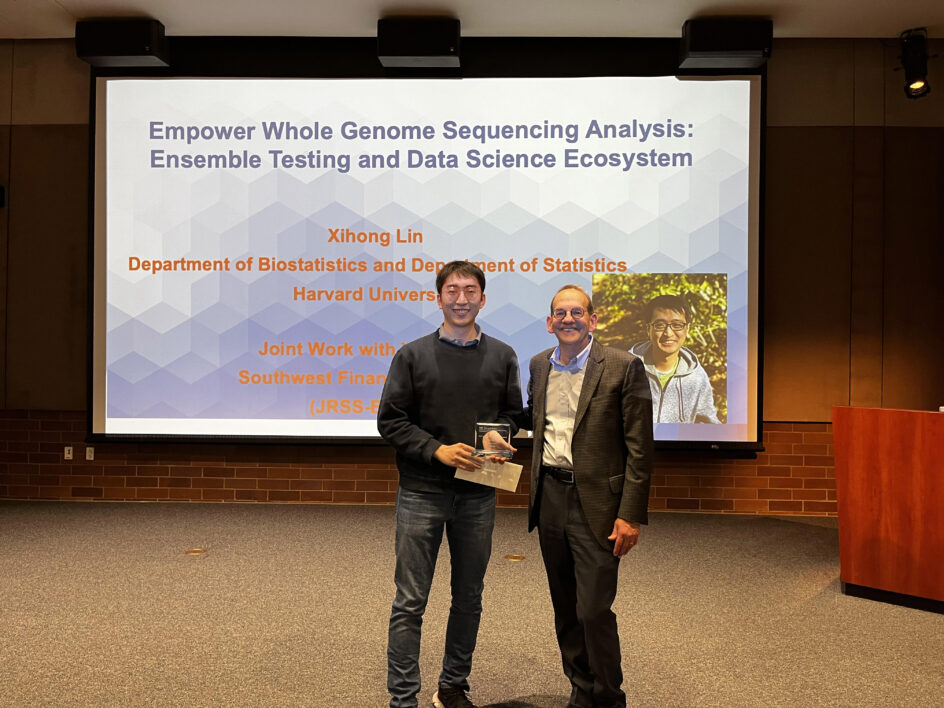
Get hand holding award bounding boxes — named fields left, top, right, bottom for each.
left=474, top=422, right=516, bottom=460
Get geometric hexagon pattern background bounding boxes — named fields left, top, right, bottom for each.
left=100, top=77, right=755, bottom=440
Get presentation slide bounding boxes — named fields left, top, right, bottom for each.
left=92, top=76, right=759, bottom=443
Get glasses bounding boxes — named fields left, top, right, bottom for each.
left=441, top=285, right=482, bottom=300
left=649, top=320, right=688, bottom=333
left=551, top=307, right=587, bottom=320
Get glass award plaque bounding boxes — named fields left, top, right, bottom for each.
left=474, top=422, right=513, bottom=459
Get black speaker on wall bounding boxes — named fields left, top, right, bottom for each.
left=679, top=18, right=772, bottom=69
left=75, top=18, right=170, bottom=67
left=377, top=17, right=460, bottom=68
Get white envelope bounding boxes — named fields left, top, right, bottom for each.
left=454, top=460, right=524, bottom=492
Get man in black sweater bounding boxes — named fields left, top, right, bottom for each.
left=378, top=261, right=522, bottom=708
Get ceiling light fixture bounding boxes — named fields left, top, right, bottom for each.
left=899, top=28, right=931, bottom=99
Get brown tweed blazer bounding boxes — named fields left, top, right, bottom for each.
left=524, top=340, right=654, bottom=550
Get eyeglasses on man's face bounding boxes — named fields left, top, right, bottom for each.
left=649, top=320, right=688, bottom=333
left=551, top=307, right=587, bottom=320
left=441, top=285, right=482, bottom=300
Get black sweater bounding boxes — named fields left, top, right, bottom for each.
left=377, top=331, right=522, bottom=494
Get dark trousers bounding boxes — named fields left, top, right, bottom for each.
left=538, top=475, right=625, bottom=708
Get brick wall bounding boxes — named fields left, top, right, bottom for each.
left=0, top=410, right=835, bottom=515
left=648, top=423, right=835, bottom=514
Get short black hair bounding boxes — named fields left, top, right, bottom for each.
left=550, top=284, right=594, bottom=316
left=435, top=260, right=486, bottom=294
left=644, top=294, right=690, bottom=323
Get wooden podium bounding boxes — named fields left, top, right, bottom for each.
left=833, top=406, right=944, bottom=607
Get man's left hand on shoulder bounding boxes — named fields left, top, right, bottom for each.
left=608, top=518, right=640, bottom=557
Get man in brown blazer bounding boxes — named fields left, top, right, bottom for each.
left=518, top=284, right=653, bottom=708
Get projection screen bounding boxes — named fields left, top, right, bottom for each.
left=91, top=75, right=761, bottom=445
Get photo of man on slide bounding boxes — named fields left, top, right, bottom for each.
left=592, top=273, right=726, bottom=425
left=629, top=294, right=720, bottom=424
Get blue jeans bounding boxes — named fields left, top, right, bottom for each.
left=387, top=486, right=496, bottom=708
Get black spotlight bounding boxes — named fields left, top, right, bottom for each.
left=900, top=28, right=930, bottom=99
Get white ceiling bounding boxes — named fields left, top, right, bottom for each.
left=0, top=0, right=941, bottom=40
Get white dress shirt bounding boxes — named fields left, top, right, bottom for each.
left=541, top=336, right=593, bottom=470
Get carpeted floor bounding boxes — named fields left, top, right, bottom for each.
left=1, top=501, right=941, bottom=707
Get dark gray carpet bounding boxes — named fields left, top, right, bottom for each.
left=1, top=501, right=941, bottom=707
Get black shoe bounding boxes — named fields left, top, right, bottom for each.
left=432, top=685, right=476, bottom=708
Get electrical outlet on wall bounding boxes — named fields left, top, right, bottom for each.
left=86, top=447, right=95, bottom=461
left=64, top=446, right=73, bottom=460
